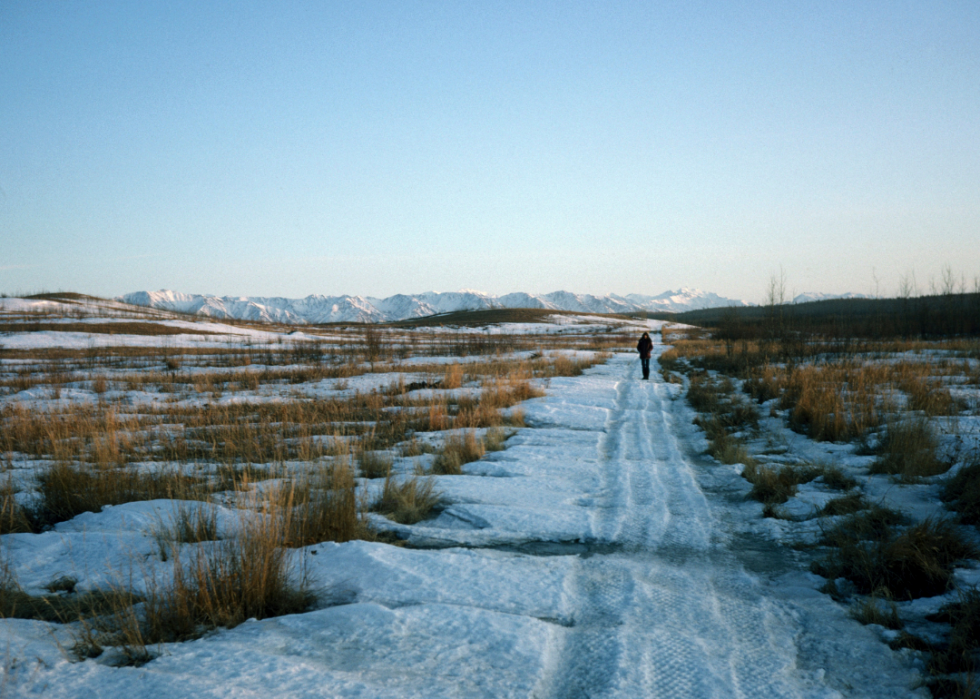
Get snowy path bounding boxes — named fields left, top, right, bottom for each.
left=536, top=363, right=806, bottom=698
left=4, top=351, right=926, bottom=697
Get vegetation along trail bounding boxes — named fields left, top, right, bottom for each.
left=529, top=345, right=925, bottom=698
left=2, top=326, right=930, bottom=698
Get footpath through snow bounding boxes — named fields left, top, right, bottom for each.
left=6, top=345, right=927, bottom=697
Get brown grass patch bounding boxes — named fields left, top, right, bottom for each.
left=374, top=475, right=440, bottom=524
left=432, top=432, right=485, bottom=475
left=870, top=417, right=948, bottom=481
left=815, top=513, right=977, bottom=599
left=742, top=462, right=821, bottom=505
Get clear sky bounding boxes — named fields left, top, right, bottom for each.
left=2, top=1, right=978, bottom=303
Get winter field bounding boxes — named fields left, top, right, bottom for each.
left=1, top=294, right=980, bottom=698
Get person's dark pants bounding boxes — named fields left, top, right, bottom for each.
left=641, top=357, right=650, bottom=379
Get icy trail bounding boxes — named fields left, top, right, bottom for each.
left=539, top=374, right=801, bottom=698
left=5, top=349, right=925, bottom=698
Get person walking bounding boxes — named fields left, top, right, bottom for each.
left=637, top=331, right=653, bottom=380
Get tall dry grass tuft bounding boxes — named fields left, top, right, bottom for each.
left=815, top=513, right=977, bottom=599
left=1, top=478, right=33, bottom=534
left=870, top=417, right=948, bottom=481
left=154, top=502, right=220, bottom=561
left=821, top=492, right=867, bottom=517
left=851, top=594, right=903, bottom=630
left=441, top=363, right=464, bottom=389
left=32, top=461, right=200, bottom=527
left=374, top=475, right=440, bottom=524
left=546, top=352, right=610, bottom=377
left=358, top=449, right=393, bottom=479
left=483, top=427, right=512, bottom=452
left=432, top=431, right=485, bottom=475
left=943, top=456, right=980, bottom=525
left=283, top=460, right=364, bottom=547
left=741, top=462, right=820, bottom=505
left=782, top=364, right=882, bottom=442
left=928, top=589, right=980, bottom=677
left=143, top=496, right=314, bottom=643
left=900, top=374, right=961, bottom=416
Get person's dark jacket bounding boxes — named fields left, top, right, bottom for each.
left=637, top=335, right=653, bottom=359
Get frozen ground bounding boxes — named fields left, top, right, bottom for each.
left=2, top=338, right=929, bottom=697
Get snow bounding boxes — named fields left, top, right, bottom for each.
left=3, top=352, right=929, bottom=697
left=0, top=310, right=938, bottom=697
left=120, top=287, right=755, bottom=323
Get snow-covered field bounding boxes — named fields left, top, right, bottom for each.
left=2, top=296, right=975, bottom=697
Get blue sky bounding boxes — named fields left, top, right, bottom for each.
left=2, top=1, right=978, bottom=302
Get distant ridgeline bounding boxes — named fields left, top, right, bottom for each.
left=650, top=293, right=980, bottom=339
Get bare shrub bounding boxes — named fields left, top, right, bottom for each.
left=374, top=475, right=440, bottom=524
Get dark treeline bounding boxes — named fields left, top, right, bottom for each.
left=647, top=292, right=980, bottom=340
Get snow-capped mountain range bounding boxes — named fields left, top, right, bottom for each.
left=120, top=288, right=754, bottom=324
left=791, top=292, right=873, bottom=304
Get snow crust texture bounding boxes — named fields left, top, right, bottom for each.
left=3, top=352, right=926, bottom=698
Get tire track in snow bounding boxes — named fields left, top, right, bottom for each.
left=539, top=354, right=804, bottom=699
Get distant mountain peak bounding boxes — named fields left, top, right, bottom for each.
left=119, top=288, right=754, bottom=324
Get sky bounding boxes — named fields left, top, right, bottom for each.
left=1, top=1, right=978, bottom=303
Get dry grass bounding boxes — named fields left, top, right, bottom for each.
left=484, top=427, right=512, bottom=452
left=815, top=513, right=977, bottom=599
left=142, top=497, right=315, bottom=644
left=358, top=449, right=394, bottom=479
left=943, top=457, right=980, bottom=525
left=781, top=364, right=884, bottom=442
left=284, top=461, right=365, bottom=547
left=741, top=462, right=821, bottom=505
left=0, top=478, right=33, bottom=534
left=153, top=503, right=220, bottom=561
left=545, top=352, right=611, bottom=377
left=870, top=417, right=948, bottom=481
left=851, top=594, right=903, bottom=630
left=432, top=432, right=485, bottom=475
left=820, top=464, right=859, bottom=491
left=0, top=322, right=564, bottom=660
left=32, top=461, right=201, bottom=528
left=928, top=589, right=980, bottom=677
left=821, top=492, right=868, bottom=517
left=374, top=475, right=441, bottom=524
left=441, top=363, right=464, bottom=389
left=664, top=329, right=969, bottom=447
